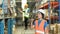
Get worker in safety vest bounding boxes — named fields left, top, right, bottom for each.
left=23, top=4, right=30, bottom=30
left=32, top=9, right=49, bottom=34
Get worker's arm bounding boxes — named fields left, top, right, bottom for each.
left=45, top=25, right=49, bottom=34
left=31, top=20, right=35, bottom=29
left=18, top=8, right=23, bottom=13
left=44, top=21, right=49, bottom=34
left=31, top=25, right=35, bottom=29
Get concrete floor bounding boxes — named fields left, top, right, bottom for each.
left=5, top=24, right=60, bottom=34
left=13, top=24, right=60, bottom=34
left=13, top=26, right=35, bottom=34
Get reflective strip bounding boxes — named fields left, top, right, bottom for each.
left=36, top=30, right=44, bottom=34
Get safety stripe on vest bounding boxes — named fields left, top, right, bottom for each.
left=36, top=30, right=44, bottom=34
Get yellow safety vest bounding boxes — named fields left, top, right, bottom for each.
left=24, top=13, right=29, bottom=18
left=23, top=8, right=30, bottom=18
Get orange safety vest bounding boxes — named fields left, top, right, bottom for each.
left=35, top=20, right=47, bottom=34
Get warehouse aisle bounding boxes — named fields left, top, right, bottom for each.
left=13, top=26, right=35, bottom=34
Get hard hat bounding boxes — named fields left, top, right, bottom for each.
left=37, top=9, right=45, bottom=15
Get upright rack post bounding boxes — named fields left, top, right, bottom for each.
left=58, top=0, right=60, bottom=23
left=0, top=20, right=4, bottom=34
left=48, top=0, right=51, bottom=34
left=0, top=0, right=4, bottom=34
left=8, top=18, right=14, bottom=34
left=7, top=0, right=16, bottom=34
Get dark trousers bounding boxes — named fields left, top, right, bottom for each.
left=24, top=17, right=28, bottom=29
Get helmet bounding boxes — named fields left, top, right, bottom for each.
left=37, top=9, right=46, bottom=18
left=37, top=9, right=45, bottom=15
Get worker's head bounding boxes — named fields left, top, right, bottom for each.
left=37, top=12, right=44, bottom=19
left=24, top=4, right=28, bottom=9
left=37, top=9, right=45, bottom=19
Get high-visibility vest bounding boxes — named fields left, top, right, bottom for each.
left=35, top=20, right=47, bottom=34
left=24, top=13, right=29, bottom=18
left=24, top=8, right=30, bottom=18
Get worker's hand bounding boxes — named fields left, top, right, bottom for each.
left=18, top=8, right=23, bottom=13
left=45, top=26, right=49, bottom=34
left=45, top=33, right=49, bottom=34
left=31, top=25, right=35, bottom=29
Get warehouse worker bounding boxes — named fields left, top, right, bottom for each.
left=32, top=9, right=49, bottom=34
left=23, top=4, right=30, bottom=30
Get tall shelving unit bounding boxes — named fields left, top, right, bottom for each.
left=7, top=0, right=16, bottom=34
left=0, top=0, right=16, bottom=34
left=0, top=0, right=4, bottom=34
left=58, top=0, right=60, bottom=23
